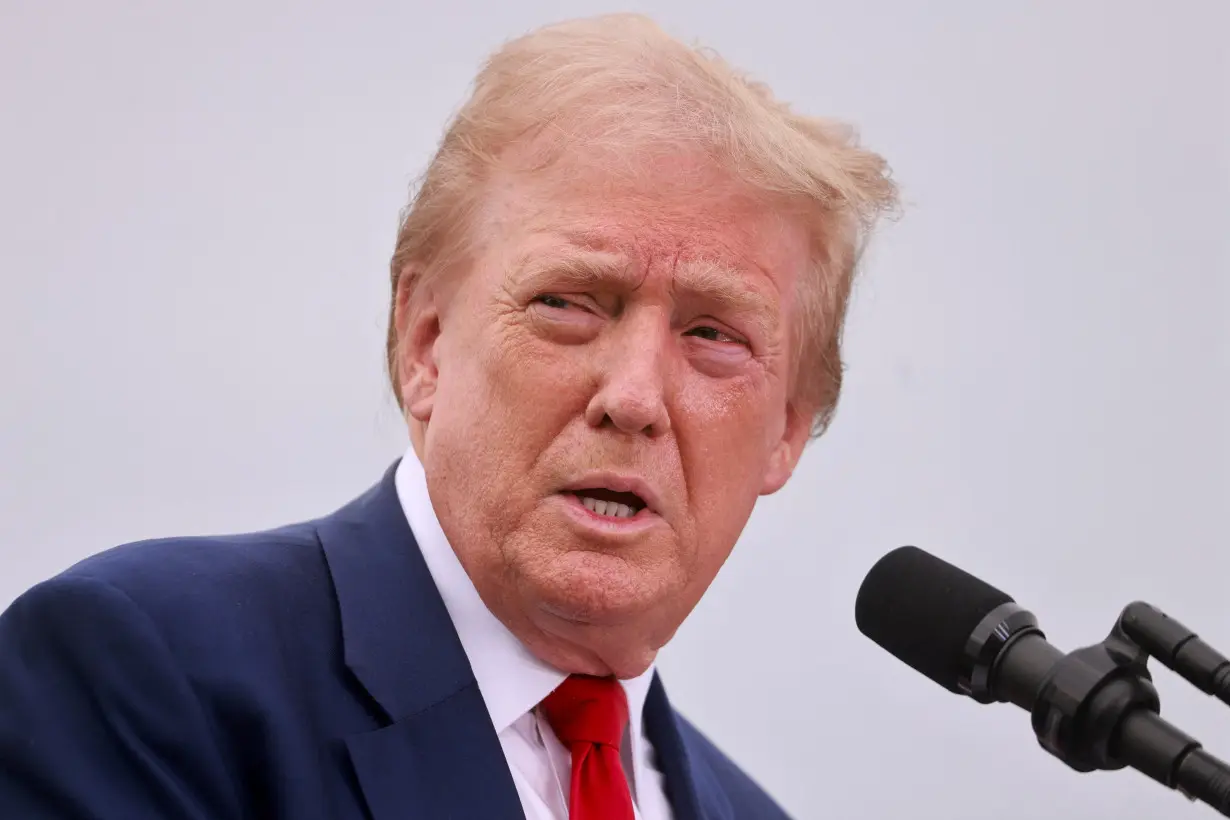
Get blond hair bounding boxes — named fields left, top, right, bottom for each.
left=386, top=13, right=898, bottom=437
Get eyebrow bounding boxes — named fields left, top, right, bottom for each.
left=512, top=247, right=634, bottom=291
left=675, top=259, right=776, bottom=325
left=510, top=245, right=779, bottom=338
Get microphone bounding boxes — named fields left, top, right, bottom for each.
left=855, top=545, right=1230, bottom=816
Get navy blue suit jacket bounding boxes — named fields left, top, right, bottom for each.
left=0, top=463, right=790, bottom=819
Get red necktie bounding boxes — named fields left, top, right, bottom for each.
left=538, top=675, right=636, bottom=820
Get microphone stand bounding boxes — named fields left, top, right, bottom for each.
left=1020, top=601, right=1230, bottom=815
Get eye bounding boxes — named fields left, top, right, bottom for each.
left=533, top=294, right=573, bottom=310
left=685, top=326, right=745, bottom=345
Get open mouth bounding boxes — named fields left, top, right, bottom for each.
left=567, top=488, right=647, bottom=519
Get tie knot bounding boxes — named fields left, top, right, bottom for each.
left=539, top=675, right=629, bottom=749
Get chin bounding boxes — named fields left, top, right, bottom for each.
left=529, top=549, right=674, bottom=627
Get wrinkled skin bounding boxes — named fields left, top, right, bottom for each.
left=396, top=150, right=814, bottom=678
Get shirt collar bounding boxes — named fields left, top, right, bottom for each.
left=394, top=448, right=656, bottom=735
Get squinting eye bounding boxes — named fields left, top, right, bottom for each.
left=685, top=326, right=743, bottom=345
left=534, top=294, right=572, bottom=310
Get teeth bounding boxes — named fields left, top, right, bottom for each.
left=579, top=496, right=637, bottom=518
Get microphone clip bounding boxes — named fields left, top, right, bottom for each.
left=1026, top=602, right=1230, bottom=814
left=1030, top=613, right=1159, bottom=774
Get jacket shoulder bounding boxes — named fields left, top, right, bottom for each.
left=48, top=520, right=338, bottom=663
left=0, top=521, right=353, bottom=818
left=65, top=518, right=323, bottom=593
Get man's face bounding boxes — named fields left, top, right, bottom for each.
left=398, top=150, right=814, bottom=677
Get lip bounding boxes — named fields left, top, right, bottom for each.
left=555, top=493, right=662, bottom=537
left=559, top=472, right=664, bottom=516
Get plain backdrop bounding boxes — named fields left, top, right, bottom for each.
left=1, top=1, right=1227, bottom=818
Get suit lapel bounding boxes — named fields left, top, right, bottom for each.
left=318, top=462, right=524, bottom=820
left=345, top=684, right=523, bottom=820
left=643, top=673, right=734, bottom=820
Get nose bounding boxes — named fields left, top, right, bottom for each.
left=584, top=321, right=672, bottom=437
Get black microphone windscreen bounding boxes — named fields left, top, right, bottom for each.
left=855, top=546, right=1014, bottom=693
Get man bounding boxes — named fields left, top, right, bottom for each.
left=0, top=13, right=896, bottom=820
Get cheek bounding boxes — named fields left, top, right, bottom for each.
left=675, top=375, right=782, bottom=514
left=479, top=322, right=595, bottom=414
left=434, top=317, right=594, bottom=480
left=678, top=370, right=783, bottom=452
left=429, top=324, right=589, bottom=547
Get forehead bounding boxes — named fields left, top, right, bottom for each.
left=479, top=151, right=811, bottom=303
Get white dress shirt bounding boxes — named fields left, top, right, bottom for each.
left=395, top=449, right=675, bottom=820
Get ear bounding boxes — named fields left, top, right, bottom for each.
left=759, top=400, right=813, bottom=495
left=393, top=268, right=442, bottom=425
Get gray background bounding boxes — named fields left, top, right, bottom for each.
left=2, top=1, right=1227, bottom=817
